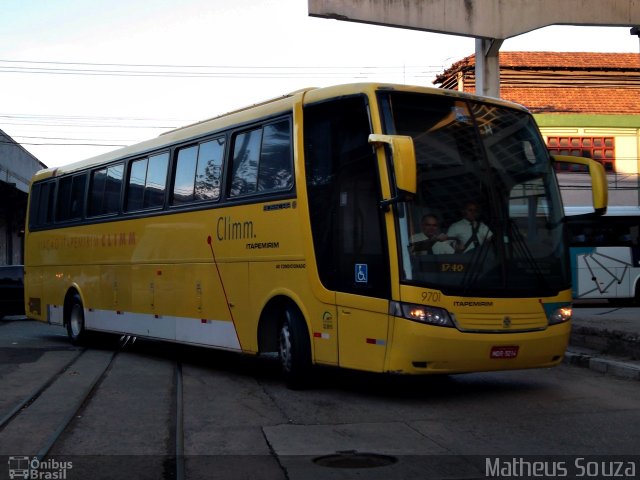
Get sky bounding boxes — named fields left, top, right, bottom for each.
left=1, top=0, right=638, bottom=168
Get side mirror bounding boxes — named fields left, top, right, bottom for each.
left=368, top=134, right=417, bottom=195
left=552, top=155, right=608, bottom=214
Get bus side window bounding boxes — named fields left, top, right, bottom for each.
left=173, top=146, right=199, bottom=205
left=89, top=168, right=108, bottom=216
left=230, top=128, right=261, bottom=197
left=88, top=163, right=123, bottom=216
left=630, top=225, right=639, bottom=246
left=195, top=138, right=224, bottom=201
left=229, top=118, right=292, bottom=198
left=104, top=164, right=124, bottom=214
left=69, top=175, right=86, bottom=219
left=43, top=182, right=55, bottom=226
left=56, top=174, right=86, bottom=222
left=258, top=120, right=292, bottom=192
left=126, top=158, right=148, bottom=211
left=126, top=153, right=169, bottom=211
left=172, top=137, right=225, bottom=205
left=144, top=153, right=169, bottom=208
left=28, top=183, right=41, bottom=229
left=29, top=182, right=52, bottom=229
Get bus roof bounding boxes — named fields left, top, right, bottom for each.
left=31, top=87, right=313, bottom=182
left=32, top=83, right=530, bottom=182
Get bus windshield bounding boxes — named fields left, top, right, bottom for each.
left=379, top=91, right=569, bottom=297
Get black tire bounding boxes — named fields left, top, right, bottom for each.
left=66, top=293, right=88, bottom=345
left=278, top=307, right=312, bottom=389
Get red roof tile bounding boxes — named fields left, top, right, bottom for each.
left=499, top=52, right=640, bottom=70
left=436, top=52, right=640, bottom=114
left=442, top=52, right=640, bottom=72
left=501, top=87, right=640, bottom=114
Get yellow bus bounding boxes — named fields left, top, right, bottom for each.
left=24, top=83, right=607, bottom=387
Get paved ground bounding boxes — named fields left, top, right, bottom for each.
left=569, top=304, right=640, bottom=380
left=1, top=309, right=639, bottom=479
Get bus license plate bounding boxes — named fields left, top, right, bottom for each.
left=490, top=346, right=519, bottom=359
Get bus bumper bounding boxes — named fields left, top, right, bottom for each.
left=386, top=318, right=571, bottom=374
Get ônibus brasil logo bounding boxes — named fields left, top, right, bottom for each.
left=8, top=456, right=73, bottom=479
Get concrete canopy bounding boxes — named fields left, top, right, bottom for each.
left=309, top=0, right=640, bottom=97
left=308, top=0, right=640, bottom=40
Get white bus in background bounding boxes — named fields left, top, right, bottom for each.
left=565, top=206, right=640, bottom=302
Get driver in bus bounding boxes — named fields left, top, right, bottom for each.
left=447, top=201, right=493, bottom=253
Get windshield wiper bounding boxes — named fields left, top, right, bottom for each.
left=507, top=219, right=548, bottom=288
left=461, top=238, right=493, bottom=295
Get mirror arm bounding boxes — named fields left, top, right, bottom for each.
left=379, top=197, right=398, bottom=211
left=380, top=192, right=413, bottom=211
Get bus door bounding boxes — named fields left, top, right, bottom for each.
left=303, top=94, right=392, bottom=372
left=336, top=293, right=389, bottom=371
left=334, top=167, right=391, bottom=372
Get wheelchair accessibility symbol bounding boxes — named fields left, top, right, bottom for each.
left=355, top=264, right=368, bottom=284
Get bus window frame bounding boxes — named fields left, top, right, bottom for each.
left=87, top=161, right=125, bottom=219
left=227, top=116, right=295, bottom=201
left=123, top=151, right=171, bottom=213
left=27, top=111, right=298, bottom=233
left=170, top=135, right=227, bottom=208
left=54, top=172, right=89, bottom=224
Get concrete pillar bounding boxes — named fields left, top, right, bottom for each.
left=475, top=38, right=503, bottom=98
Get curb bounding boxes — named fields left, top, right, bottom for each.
left=570, top=325, right=640, bottom=359
left=564, top=348, right=640, bottom=381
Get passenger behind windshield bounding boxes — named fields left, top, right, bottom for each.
left=447, top=202, right=493, bottom=253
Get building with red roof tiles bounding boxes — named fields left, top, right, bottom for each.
left=435, top=52, right=640, bottom=116
left=435, top=52, right=640, bottom=206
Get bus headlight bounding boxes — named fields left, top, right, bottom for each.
left=548, top=306, right=572, bottom=325
left=390, top=301, right=455, bottom=327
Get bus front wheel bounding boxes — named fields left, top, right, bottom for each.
left=278, top=307, right=311, bottom=389
left=66, top=294, right=87, bottom=345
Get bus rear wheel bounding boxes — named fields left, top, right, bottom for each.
left=66, top=294, right=87, bottom=345
left=278, top=307, right=311, bottom=389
